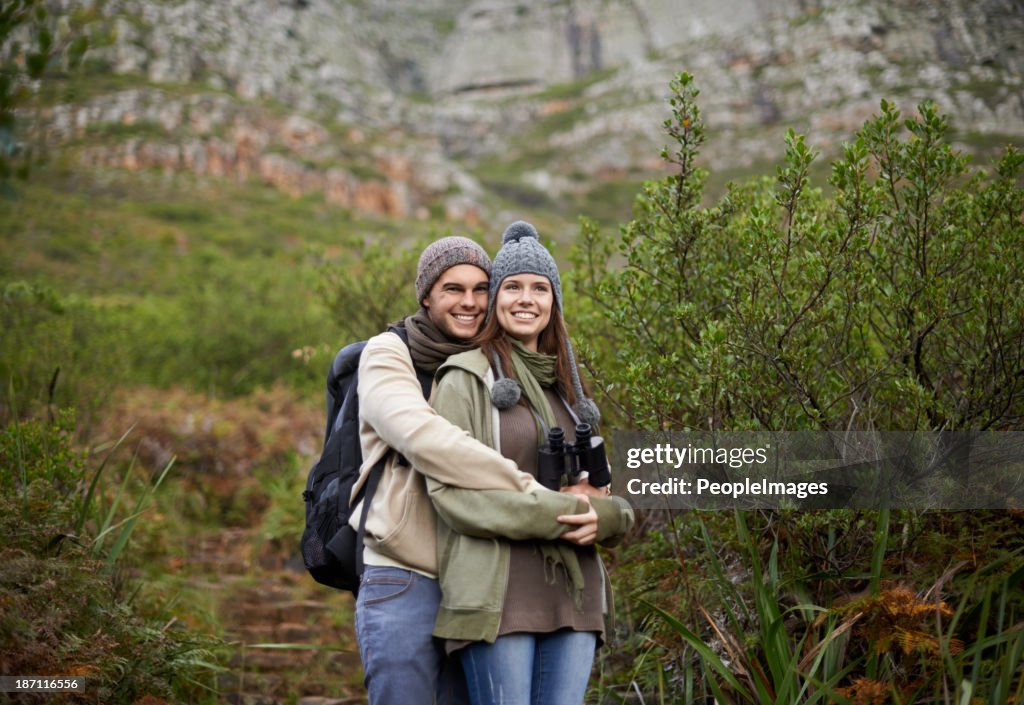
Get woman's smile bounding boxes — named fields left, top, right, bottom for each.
left=495, top=274, right=553, bottom=351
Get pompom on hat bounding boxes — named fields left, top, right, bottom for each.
left=487, top=221, right=600, bottom=426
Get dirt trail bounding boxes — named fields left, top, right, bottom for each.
left=104, top=387, right=368, bottom=703
left=187, top=527, right=366, bottom=705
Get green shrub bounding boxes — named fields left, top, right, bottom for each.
left=316, top=229, right=474, bottom=342
left=0, top=281, right=127, bottom=431
left=0, top=174, right=342, bottom=407
left=569, top=74, right=1024, bottom=434
left=0, top=410, right=223, bottom=704
left=571, top=73, right=1024, bottom=704
left=611, top=509, right=1024, bottom=705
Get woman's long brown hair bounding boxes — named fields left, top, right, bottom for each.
left=474, top=304, right=580, bottom=406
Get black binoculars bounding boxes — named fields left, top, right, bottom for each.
left=537, top=423, right=610, bottom=491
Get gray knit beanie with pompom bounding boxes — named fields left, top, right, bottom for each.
left=488, top=221, right=562, bottom=312
left=488, top=220, right=599, bottom=426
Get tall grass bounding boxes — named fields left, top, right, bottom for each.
left=87, top=437, right=176, bottom=570
left=0, top=403, right=223, bottom=703
left=626, top=510, right=1023, bottom=704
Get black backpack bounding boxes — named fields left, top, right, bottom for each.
left=300, top=325, right=432, bottom=594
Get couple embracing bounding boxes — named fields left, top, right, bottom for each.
left=351, top=221, right=635, bottom=705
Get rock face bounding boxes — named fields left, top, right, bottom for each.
left=36, top=0, right=1024, bottom=221
left=422, top=0, right=1024, bottom=170
left=94, top=0, right=472, bottom=120
left=430, top=0, right=802, bottom=94
left=39, top=88, right=476, bottom=220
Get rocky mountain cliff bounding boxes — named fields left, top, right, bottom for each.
left=32, top=0, right=1024, bottom=227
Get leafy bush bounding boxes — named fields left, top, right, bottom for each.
left=570, top=74, right=1024, bottom=434
left=108, top=253, right=328, bottom=396
left=571, top=74, right=1024, bottom=704
left=0, top=409, right=223, bottom=704
left=316, top=229, right=482, bottom=341
left=0, top=173, right=352, bottom=414
left=609, top=509, right=1024, bottom=705
left=0, top=281, right=128, bottom=432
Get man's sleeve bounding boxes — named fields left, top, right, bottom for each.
left=358, top=332, right=538, bottom=493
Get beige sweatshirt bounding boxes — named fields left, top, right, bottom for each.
left=350, top=330, right=585, bottom=576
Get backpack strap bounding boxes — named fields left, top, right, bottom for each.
left=354, top=453, right=387, bottom=580
left=353, top=323, right=435, bottom=578
left=388, top=323, right=434, bottom=400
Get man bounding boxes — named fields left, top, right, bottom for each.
left=351, top=237, right=611, bottom=704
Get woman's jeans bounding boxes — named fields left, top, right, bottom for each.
left=355, top=566, right=468, bottom=705
left=459, top=630, right=598, bottom=705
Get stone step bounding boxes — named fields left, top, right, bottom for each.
left=274, top=621, right=319, bottom=643
left=175, top=524, right=366, bottom=703
left=227, top=622, right=324, bottom=646
left=231, top=647, right=317, bottom=671
left=226, top=598, right=339, bottom=625
left=221, top=693, right=281, bottom=705
left=228, top=623, right=277, bottom=644
left=217, top=671, right=285, bottom=697
left=239, top=582, right=297, bottom=603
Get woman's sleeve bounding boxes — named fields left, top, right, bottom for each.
left=590, top=495, right=635, bottom=546
left=428, top=368, right=596, bottom=541
left=428, top=367, right=488, bottom=446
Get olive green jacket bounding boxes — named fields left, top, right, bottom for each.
left=428, top=348, right=635, bottom=643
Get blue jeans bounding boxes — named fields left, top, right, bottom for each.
left=459, top=630, right=598, bottom=705
left=355, top=566, right=468, bottom=705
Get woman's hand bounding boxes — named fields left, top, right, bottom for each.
left=557, top=495, right=598, bottom=546
left=560, top=479, right=611, bottom=498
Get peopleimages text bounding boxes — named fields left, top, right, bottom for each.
left=626, top=477, right=829, bottom=499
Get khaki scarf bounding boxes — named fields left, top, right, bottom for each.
left=507, top=339, right=557, bottom=434
left=403, top=309, right=476, bottom=373
left=506, top=339, right=587, bottom=608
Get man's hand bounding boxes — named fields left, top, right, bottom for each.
left=557, top=495, right=598, bottom=546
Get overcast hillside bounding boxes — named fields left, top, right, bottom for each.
left=33, top=0, right=1024, bottom=229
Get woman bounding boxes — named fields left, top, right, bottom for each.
left=426, top=221, right=635, bottom=705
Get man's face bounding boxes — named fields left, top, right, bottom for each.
left=421, top=264, right=490, bottom=341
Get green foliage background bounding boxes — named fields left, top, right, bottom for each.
left=564, top=73, right=1024, bottom=704
left=1, top=2, right=1022, bottom=700
left=569, top=74, right=1024, bottom=434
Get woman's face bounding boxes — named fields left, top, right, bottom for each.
left=494, top=273, right=553, bottom=351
